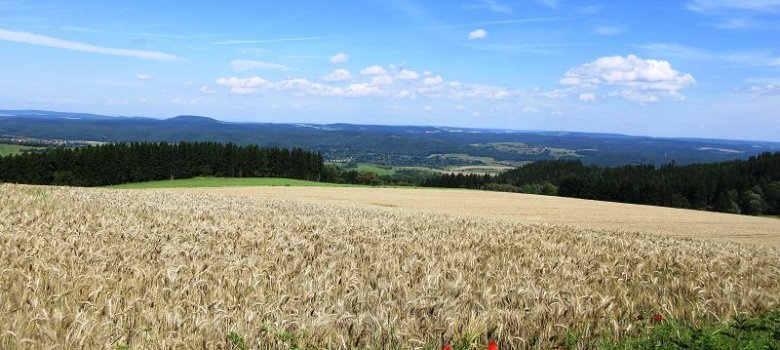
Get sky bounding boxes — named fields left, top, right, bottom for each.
left=1, top=0, right=779, bottom=141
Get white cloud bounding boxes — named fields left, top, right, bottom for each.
left=217, top=76, right=349, bottom=97
left=593, top=26, right=625, bottom=36
left=214, top=65, right=527, bottom=104
left=323, top=69, right=352, bottom=82
left=746, top=84, right=780, bottom=95
left=687, top=0, right=780, bottom=13
left=469, top=29, right=488, bottom=40
left=345, top=83, right=381, bottom=97
left=0, top=28, right=177, bottom=61
left=422, top=75, right=444, bottom=85
left=271, top=78, right=346, bottom=97
left=541, top=89, right=569, bottom=99
left=137, top=74, right=153, bottom=80
left=216, top=76, right=269, bottom=94
left=330, top=52, right=349, bottom=64
left=560, top=54, right=695, bottom=102
left=371, top=75, right=394, bottom=85
left=396, top=69, right=420, bottom=80
left=170, top=98, right=198, bottom=105
left=200, top=85, right=216, bottom=94
left=579, top=93, right=596, bottom=102
left=423, top=105, right=434, bottom=111
left=231, top=60, right=292, bottom=71
left=360, top=65, right=388, bottom=76
left=446, top=82, right=512, bottom=100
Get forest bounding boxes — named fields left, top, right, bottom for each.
left=0, top=142, right=324, bottom=187
left=421, top=152, right=780, bottom=216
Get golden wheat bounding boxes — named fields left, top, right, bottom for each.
left=164, top=186, right=780, bottom=247
left=1, top=184, right=779, bottom=349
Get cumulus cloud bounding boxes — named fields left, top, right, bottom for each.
left=323, top=69, right=352, bottom=82
left=371, top=75, right=394, bottom=85
left=330, top=52, right=349, bottom=64
left=216, top=76, right=269, bottom=94
left=231, top=60, right=292, bottom=71
left=422, top=75, right=444, bottom=86
left=137, top=74, right=153, bottom=80
left=360, top=65, right=388, bottom=76
left=214, top=66, right=521, bottom=103
left=396, top=69, right=420, bottom=80
left=579, top=92, right=596, bottom=101
left=469, top=29, right=488, bottom=39
left=345, top=83, right=381, bottom=97
left=560, top=54, right=695, bottom=102
left=0, top=28, right=177, bottom=61
left=217, top=75, right=378, bottom=97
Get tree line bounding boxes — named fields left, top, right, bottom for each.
left=3, top=140, right=778, bottom=216
left=0, top=142, right=324, bottom=187
left=421, top=152, right=780, bottom=216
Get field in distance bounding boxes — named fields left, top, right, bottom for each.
left=0, top=143, right=42, bottom=156
left=338, top=160, right=516, bottom=176
left=162, top=185, right=780, bottom=247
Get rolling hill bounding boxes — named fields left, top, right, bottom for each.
left=2, top=109, right=779, bottom=167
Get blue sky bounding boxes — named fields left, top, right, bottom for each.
left=1, top=0, right=779, bottom=141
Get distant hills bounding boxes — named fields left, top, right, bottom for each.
left=2, top=109, right=778, bottom=167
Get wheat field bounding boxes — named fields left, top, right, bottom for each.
left=1, top=184, right=779, bottom=349
left=164, top=186, right=780, bottom=247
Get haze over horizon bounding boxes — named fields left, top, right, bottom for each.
left=1, top=1, right=779, bottom=141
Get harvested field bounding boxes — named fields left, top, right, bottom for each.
left=1, top=184, right=779, bottom=349
left=163, top=186, right=780, bottom=247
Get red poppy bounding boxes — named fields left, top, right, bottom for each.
left=653, top=313, right=664, bottom=322
left=442, top=345, right=453, bottom=350
left=488, top=340, right=499, bottom=350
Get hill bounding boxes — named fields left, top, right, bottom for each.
left=158, top=185, right=780, bottom=247
left=107, top=177, right=356, bottom=189
left=2, top=110, right=778, bottom=167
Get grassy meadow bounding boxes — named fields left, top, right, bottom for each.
left=1, top=184, right=778, bottom=349
left=0, top=143, right=43, bottom=156
left=351, top=163, right=397, bottom=176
